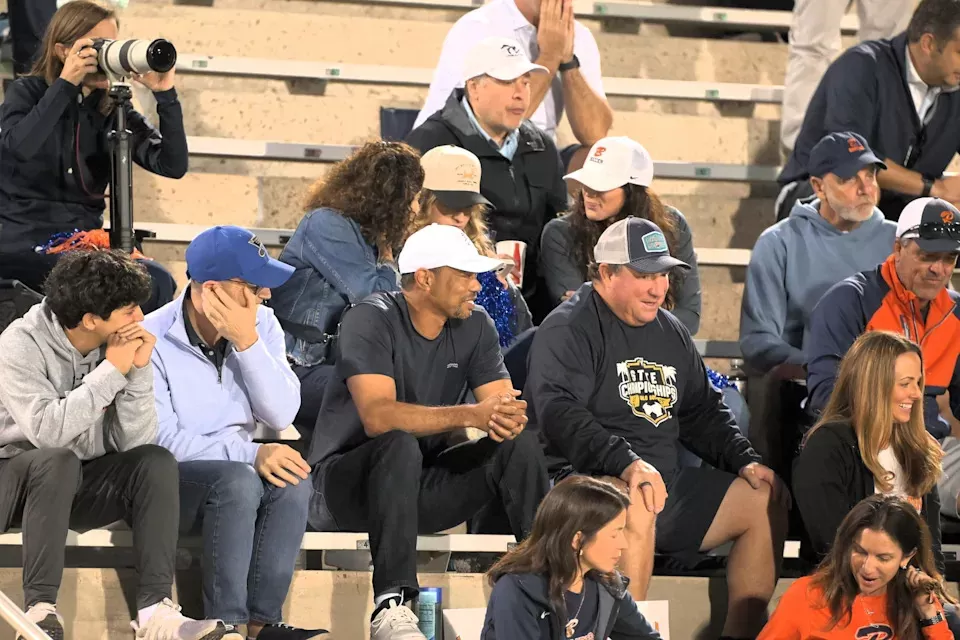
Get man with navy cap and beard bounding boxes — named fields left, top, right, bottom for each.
left=526, top=217, right=790, bottom=639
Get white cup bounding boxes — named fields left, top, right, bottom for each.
left=495, top=240, right=527, bottom=288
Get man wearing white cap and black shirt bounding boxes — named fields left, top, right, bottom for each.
left=526, top=217, right=790, bottom=639
left=306, top=223, right=550, bottom=640
left=413, top=0, right=611, bottom=145
left=407, top=36, right=569, bottom=318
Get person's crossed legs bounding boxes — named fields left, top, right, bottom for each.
left=179, top=460, right=314, bottom=636
left=310, top=429, right=549, bottom=638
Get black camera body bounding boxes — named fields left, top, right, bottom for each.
left=89, top=38, right=177, bottom=77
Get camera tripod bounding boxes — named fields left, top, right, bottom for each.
left=106, top=80, right=136, bottom=254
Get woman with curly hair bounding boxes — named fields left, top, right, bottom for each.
left=408, top=146, right=532, bottom=348
left=270, top=140, right=424, bottom=440
left=539, top=136, right=701, bottom=336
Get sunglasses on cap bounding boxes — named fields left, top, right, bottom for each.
left=904, top=222, right=960, bottom=241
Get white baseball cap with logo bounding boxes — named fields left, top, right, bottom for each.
left=421, top=146, right=493, bottom=210
left=462, top=36, right=549, bottom=84
left=399, top=224, right=508, bottom=275
left=564, top=136, right=655, bottom=193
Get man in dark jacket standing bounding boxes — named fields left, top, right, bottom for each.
left=526, top=217, right=791, bottom=640
left=777, top=0, right=960, bottom=221
left=406, top=36, right=569, bottom=319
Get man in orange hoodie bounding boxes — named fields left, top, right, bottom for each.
left=806, top=196, right=960, bottom=518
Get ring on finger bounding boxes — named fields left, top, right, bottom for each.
left=638, top=481, right=653, bottom=489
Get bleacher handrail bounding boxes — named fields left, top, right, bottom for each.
left=0, top=589, right=51, bottom=640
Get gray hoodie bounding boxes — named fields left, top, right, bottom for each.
left=739, top=198, right=896, bottom=374
left=0, top=300, right=157, bottom=460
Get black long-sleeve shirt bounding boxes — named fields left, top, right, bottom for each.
left=527, top=283, right=760, bottom=482
left=0, top=76, right=188, bottom=253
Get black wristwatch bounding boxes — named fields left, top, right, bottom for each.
left=559, top=55, right=580, bottom=72
left=921, top=175, right=935, bottom=198
left=919, top=610, right=945, bottom=628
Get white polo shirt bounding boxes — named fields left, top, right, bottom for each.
left=414, top=0, right=606, bottom=141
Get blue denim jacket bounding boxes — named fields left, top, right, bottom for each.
left=269, top=207, right=399, bottom=366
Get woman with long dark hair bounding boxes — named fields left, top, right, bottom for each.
left=794, top=331, right=945, bottom=568
left=269, top=140, right=424, bottom=440
left=539, top=136, right=701, bottom=335
left=482, top=476, right=661, bottom=640
left=759, top=494, right=954, bottom=639
left=0, top=0, right=185, bottom=312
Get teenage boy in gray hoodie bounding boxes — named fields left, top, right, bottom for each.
left=740, top=131, right=896, bottom=379
left=0, top=251, right=239, bottom=640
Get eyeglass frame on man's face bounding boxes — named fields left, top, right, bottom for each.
left=227, top=278, right=264, bottom=297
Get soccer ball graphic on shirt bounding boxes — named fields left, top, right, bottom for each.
left=616, top=358, right=678, bottom=426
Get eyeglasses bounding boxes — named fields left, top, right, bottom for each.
left=905, top=222, right=960, bottom=241
left=229, top=279, right=264, bottom=296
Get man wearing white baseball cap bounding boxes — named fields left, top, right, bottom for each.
left=408, top=37, right=569, bottom=316
left=540, top=136, right=703, bottom=334
left=413, top=0, right=612, bottom=145
left=306, top=223, right=549, bottom=640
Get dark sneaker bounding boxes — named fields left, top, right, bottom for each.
left=20, top=602, right=64, bottom=640
left=257, top=623, right=329, bottom=640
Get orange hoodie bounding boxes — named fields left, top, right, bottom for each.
left=759, top=576, right=951, bottom=640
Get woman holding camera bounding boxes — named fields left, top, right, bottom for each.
left=0, top=0, right=187, bottom=312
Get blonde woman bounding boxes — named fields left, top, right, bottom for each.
left=411, top=146, right=533, bottom=348
left=794, top=331, right=945, bottom=569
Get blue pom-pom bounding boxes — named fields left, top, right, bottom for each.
left=476, top=271, right=516, bottom=348
left=706, top=367, right=734, bottom=390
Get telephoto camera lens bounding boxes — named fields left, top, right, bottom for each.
left=91, top=38, right=177, bottom=77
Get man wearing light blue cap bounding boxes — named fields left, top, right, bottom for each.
left=144, top=226, right=326, bottom=640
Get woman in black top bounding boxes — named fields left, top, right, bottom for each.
left=482, top=476, right=661, bottom=640
left=794, top=330, right=944, bottom=569
left=0, top=1, right=187, bottom=312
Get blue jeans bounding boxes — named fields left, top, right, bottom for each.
left=178, top=460, right=312, bottom=625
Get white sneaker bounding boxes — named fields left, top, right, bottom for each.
left=20, top=602, right=64, bottom=640
left=370, top=601, right=426, bottom=640
left=129, top=599, right=242, bottom=640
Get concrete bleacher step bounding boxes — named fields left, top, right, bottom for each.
left=170, top=87, right=780, bottom=163
left=122, top=5, right=789, bottom=85
left=132, top=170, right=775, bottom=248
left=0, top=567, right=798, bottom=640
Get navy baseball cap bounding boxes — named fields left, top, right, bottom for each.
left=594, top=217, right=690, bottom=274
left=808, top=131, right=887, bottom=179
left=185, top=225, right=294, bottom=288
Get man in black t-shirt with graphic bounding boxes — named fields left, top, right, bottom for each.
left=526, top=217, right=791, bottom=640
left=307, top=223, right=550, bottom=640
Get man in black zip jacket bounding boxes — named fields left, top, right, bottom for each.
left=0, top=3, right=187, bottom=312
left=777, top=0, right=960, bottom=221
left=406, top=36, right=568, bottom=321
left=526, top=217, right=791, bottom=640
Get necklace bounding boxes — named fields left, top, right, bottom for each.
left=565, top=584, right=587, bottom=639
left=861, top=596, right=876, bottom=624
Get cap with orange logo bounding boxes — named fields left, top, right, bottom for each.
left=896, top=197, right=960, bottom=254
left=563, top=136, right=654, bottom=193
left=808, top=131, right=887, bottom=179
